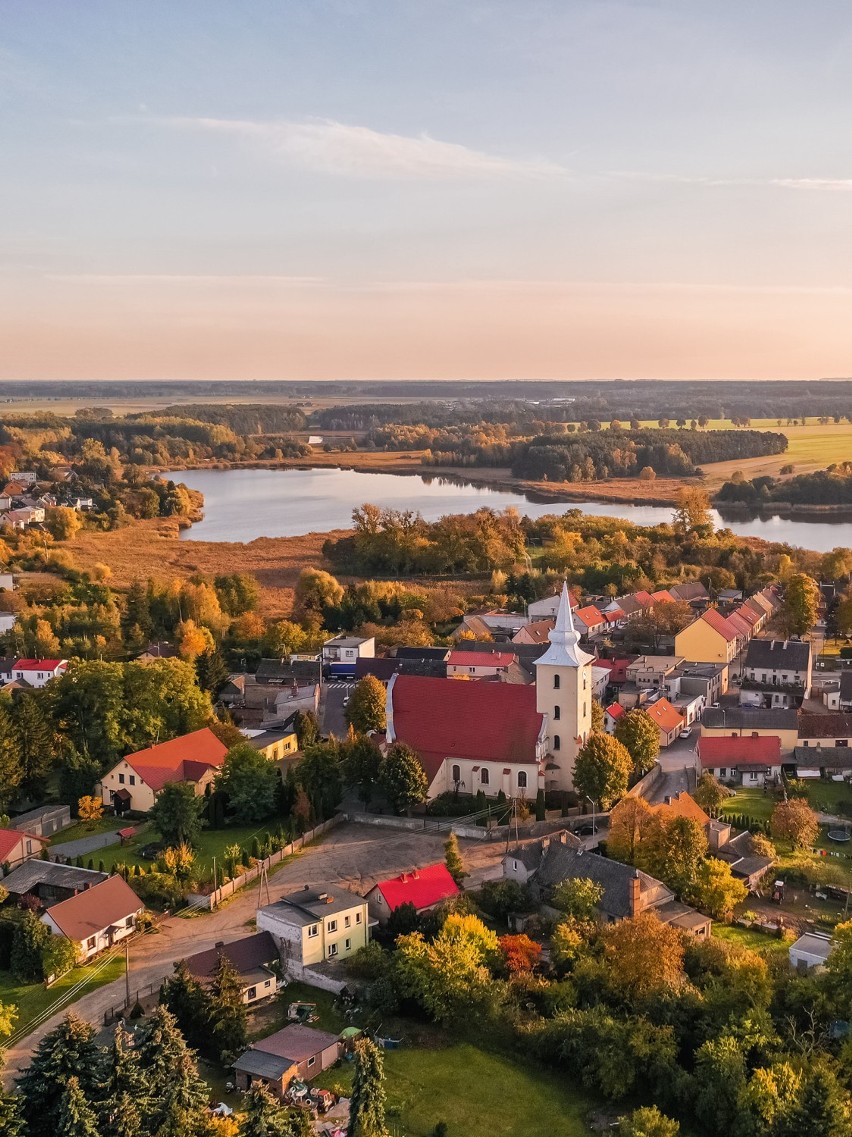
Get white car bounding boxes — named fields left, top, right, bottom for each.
left=679, top=727, right=693, bottom=739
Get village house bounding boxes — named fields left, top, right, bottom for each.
left=446, top=649, right=516, bottom=679
left=791, top=746, right=852, bottom=779
left=97, top=726, right=229, bottom=813
left=512, top=618, right=555, bottom=646
left=40, top=874, right=143, bottom=962
left=572, top=604, right=606, bottom=638
left=502, top=830, right=583, bottom=885
left=699, top=706, right=799, bottom=752
left=653, top=792, right=774, bottom=889
left=696, top=735, right=783, bottom=785
left=365, top=863, right=460, bottom=924
left=644, top=697, right=686, bottom=746
left=184, top=931, right=281, bottom=1005
left=135, top=641, right=180, bottom=661
left=321, top=634, right=375, bottom=673
left=669, top=582, right=710, bottom=607
left=2, top=861, right=108, bottom=905
left=8, top=803, right=71, bottom=839
left=0, top=827, right=49, bottom=873
left=233, top=1024, right=341, bottom=1097
left=674, top=609, right=740, bottom=665
left=626, top=655, right=682, bottom=687
left=527, top=590, right=579, bottom=620
left=664, top=661, right=728, bottom=705
left=257, top=884, right=370, bottom=979
left=604, top=702, right=625, bottom=733
left=789, top=932, right=834, bottom=972
left=386, top=584, right=593, bottom=798
left=797, top=712, right=852, bottom=750
left=11, top=658, right=67, bottom=687
left=243, top=727, right=299, bottom=763
left=741, top=639, right=813, bottom=708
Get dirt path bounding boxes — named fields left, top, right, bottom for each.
left=2, top=823, right=504, bottom=1084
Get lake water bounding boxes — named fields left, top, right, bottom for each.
left=169, top=466, right=852, bottom=552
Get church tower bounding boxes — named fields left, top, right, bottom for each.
left=534, top=582, right=594, bottom=793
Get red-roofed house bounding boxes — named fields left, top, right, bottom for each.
left=0, top=827, right=48, bottom=871
left=446, top=650, right=516, bottom=678
left=11, top=659, right=67, bottom=688
left=645, top=697, right=686, bottom=747
left=604, top=702, right=625, bottom=733
left=675, top=609, right=740, bottom=665
left=651, top=589, right=677, bottom=605
left=697, top=735, right=783, bottom=785
left=512, top=618, right=554, bottom=646
left=41, top=874, right=143, bottom=961
left=365, top=863, right=460, bottom=924
left=97, top=727, right=229, bottom=813
left=633, top=590, right=655, bottom=609
left=573, top=605, right=606, bottom=637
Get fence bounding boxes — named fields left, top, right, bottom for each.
left=342, top=809, right=579, bottom=842
left=627, top=761, right=666, bottom=799
left=186, top=815, right=342, bottom=910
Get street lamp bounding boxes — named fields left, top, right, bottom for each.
left=584, top=796, right=596, bottom=835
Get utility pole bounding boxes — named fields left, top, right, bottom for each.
left=212, top=856, right=217, bottom=910
left=124, top=939, right=131, bottom=1010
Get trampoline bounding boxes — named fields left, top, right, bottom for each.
left=828, top=823, right=852, bottom=843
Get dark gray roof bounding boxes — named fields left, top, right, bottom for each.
left=798, top=713, right=852, bottom=739
left=354, top=656, right=446, bottom=680
left=256, top=658, right=321, bottom=683
left=2, top=860, right=107, bottom=895
left=450, top=640, right=546, bottom=661
left=262, top=885, right=363, bottom=927
left=394, top=647, right=450, bottom=660
left=701, top=707, right=798, bottom=730
left=745, top=639, right=811, bottom=672
left=247, top=729, right=296, bottom=749
left=535, top=847, right=672, bottom=920
left=505, top=831, right=582, bottom=873
left=841, top=672, right=852, bottom=703
left=185, top=931, right=278, bottom=981
left=793, top=746, right=852, bottom=770
left=669, top=582, right=709, bottom=602
left=8, top=804, right=70, bottom=831
left=233, top=1049, right=294, bottom=1080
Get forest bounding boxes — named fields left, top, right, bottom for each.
left=716, top=465, right=852, bottom=507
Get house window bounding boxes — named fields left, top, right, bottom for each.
left=328, top=919, right=337, bottom=933
left=87, top=936, right=96, bottom=950
left=247, top=987, right=256, bottom=1000
left=517, top=771, right=527, bottom=789
left=718, top=768, right=727, bottom=777
left=118, top=773, right=125, bottom=784
left=553, top=706, right=561, bottom=720
left=264, top=979, right=271, bottom=988
left=553, top=674, right=560, bottom=690
left=345, top=938, right=351, bottom=950
left=25, top=840, right=32, bottom=854
left=125, top=916, right=134, bottom=927
left=129, top=775, right=136, bottom=785
left=513, top=860, right=518, bottom=870
left=307, top=1056, right=316, bottom=1068
left=553, top=735, right=561, bottom=751
left=480, top=768, right=489, bottom=785
left=344, top=915, right=351, bottom=928
left=356, top=912, right=362, bottom=924
left=308, top=924, right=319, bottom=938
left=328, top=943, right=338, bottom=958
left=452, top=764, right=461, bottom=783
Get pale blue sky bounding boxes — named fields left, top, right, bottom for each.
left=2, top=1, right=852, bottom=379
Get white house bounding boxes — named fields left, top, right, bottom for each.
left=446, top=650, right=516, bottom=679
left=257, top=885, right=370, bottom=980
left=788, top=932, right=834, bottom=971
left=41, top=875, right=143, bottom=962
left=741, top=639, right=812, bottom=708
left=11, top=659, right=68, bottom=687
left=321, top=636, right=375, bottom=667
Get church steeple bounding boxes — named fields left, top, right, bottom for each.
left=535, top=582, right=594, bottom=670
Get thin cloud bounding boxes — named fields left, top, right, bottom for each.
left=613, top=170, right=852, bottom=191
left=45, top=273, right=324, bottom=286
left=141, top=115, right=567, bottom=180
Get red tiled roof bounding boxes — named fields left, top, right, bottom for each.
left=645, top=698, right=685, bottom=733
left=605, top=702, right=625, bottom=720
left=13, top=659, right=65, bottom=671
left=123, top=727, right=228, bottom=792
left=606, top=657, right=635, bottom=684
left=512, top=619, right=554, bottom=644
left=698, top=735, right=782, bottom=768
left=574, top=605, right=605, bottom=628
left=650, top=792, right=710, bottom=826
left=727, top=611, right=752, bottom=638
left=651, top=590, right=676, bottom=604
left=373, top=863, right=460, bottom=912
left=700, top=608, right=739, bottom=643
left=45, top=875, right=142, bottom=943
left=447, top=651, right=516, bottom=668
left=389, top=674, right=543, bottom=780
left=603, top=607, right=625, bottom=623
left=734, top=604, right=759, bottom=628
left=633, top=591, right=654, bottom=607
left=0, top=828, right=46, bottom=861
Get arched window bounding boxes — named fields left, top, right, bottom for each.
left=480, top=767, right=490, bottom=785
left=452, top=764, right=461, bottom=784
left=553, top=734, right=561, bottom=751
left=554, top=705, right=561, bottom=720
left=553, top=674, right=560, bottom=690
left=517, top=771, right=527, bottom=789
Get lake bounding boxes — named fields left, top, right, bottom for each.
left=169, top=466, right=852, bottom=553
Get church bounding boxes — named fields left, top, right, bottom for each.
left=384, top=583, right=594, bottom=799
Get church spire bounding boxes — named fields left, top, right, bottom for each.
left=535, top=582, right=594, bottom=669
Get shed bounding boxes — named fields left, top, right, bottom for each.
left=789, top=932, right=833, bottom=971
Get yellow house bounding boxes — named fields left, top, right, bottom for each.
left=699, top=707, right=799, bottom=754
left=257, top=885, right=370, bottom=980
left=97, top=728, right=229, bottom=814
left=675, top=609, right=739, bottom=665
left=245, top=728, right=299, bottom=763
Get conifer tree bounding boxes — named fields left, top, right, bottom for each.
left=349, top=1037, right=389, bottom=1137
left=195, top=646, right=229, bottom=696
left=15, top=694, right=57, bottom=800
left=160, top=959, right=211, bottom=1052
left=208, top=952, right=248, bottom=1062
left=99, top=1022, right=149, bottom=1137
left=17, top=1013, right=100, bottom=1137
left=136, top=1006, right=210, bottom=1137
left=55, top=1075, right=100, bottom=1137
left=0, top=1056, right=24, bottom=1137
left=239, top=1083, right=312, bottom=1137
left=444, top=832, right=467, bottom=886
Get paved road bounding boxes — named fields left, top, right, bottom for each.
left=49, top=831, right=122, bottom=860
left=322, top=681, right=356, bottom=738
left=2, top=822, right=505, bottom=1084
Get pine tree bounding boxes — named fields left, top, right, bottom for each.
left=195, top=647, right=229, bottom=696
left=160, top=959, right=211, bottom=1052
left=0, top=1056, right=24, bottom=1137
left=17, top=1013, right=100, bottom=1137
left=0, top=702, right=23, bottom=812
left=98, top=1023, right=150, bottom=1137
left=136, top=1006, right=210, bottom=1137
left=239, top=1083, right=311, bottom=1137
left=55, top=1075, right=100, bottom=1137
left=122, top=580, right=153, bottom=640
left=15, top=694, right=57, bottom=800
left=444, top=832, right=467, bottom=886
left=208, top=953, right=248, bottom=1062
left=349, top=1037, right=389, bottom=1137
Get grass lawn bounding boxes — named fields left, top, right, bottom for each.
left=0, top=954, right=126, bottom=1037
left=712, top=924, right=789, bottom=957
left=51, top=816, right=125, bottom=845
left=804, top=780, right=852, bottom=817
left=719, top=787, right=774, bottom=823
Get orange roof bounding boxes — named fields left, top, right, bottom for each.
left=633, top=590, right=654, bottom=607
left=0, top=828, right=47, bottom=861
left=645, top=698, right=685, bottom=733
left=123, top=727, right=228, bottom=793
left=45, top=875, right=142, bottom=943
left=512, top=619, right=554, bottom=645
left=605, top=702, right=625, bottom=720
left=650, top=792, right=710, bottom=826
left=700, top=608, right=739, bottom=642
left=651, top=590, right=676, bottom=604
left=574, top=605, right=605, bottom=628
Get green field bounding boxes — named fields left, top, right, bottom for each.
left=0, top=954, right=126, bottom=1038
left=712, top=924, right=788, bottom=957
left=719, top=787, right=775, bottom=823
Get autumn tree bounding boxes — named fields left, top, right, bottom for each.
left=693, top=771, right=727, bottom=815
left=591, top=699, right=605, bottom=732
left=618, top=1106, right=680, bottom=1137
left=771, top=798, right=819, bottom=848
left=45, top=506, right=82, bottom=541
left=672, top=487, right=712, bottom=534
left=606, top=796, right=655, bottom=865
left=395, top=914, right=499, bottom=1025
left=686, top=857, right=747, bottom=919
left=615, top=708, right=661, bottom=775
left=346, top=675, right=387, bottom=734
left=601, top=912, right=686, bottom=1000
left=294, top=567, right=343, bottom=624
left=779, top=572, right=820, bottom=637
left=498, top=934, right=542, bottom=974
left=551, top=877, right=604, bottom=920
left=573, top=731, right=633, bottom=810
left=636, top=815, right=708, bottom=898
left=77, top=795, right=103, bottom=828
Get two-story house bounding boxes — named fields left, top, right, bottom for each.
left=257, top=884, right=370, bottom=981
left=741, top=639, right=812, bottom=708
left=11, top=658, right=67, bottom=687
left=321, top=635, right=375, bottom=677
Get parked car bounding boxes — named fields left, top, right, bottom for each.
left=679, top=727, right=693, bottom=739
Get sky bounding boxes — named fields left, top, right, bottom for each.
left=2, top=0, right=852, bottom=381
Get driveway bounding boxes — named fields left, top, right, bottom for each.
left=321, top=681, right=356, bottom=738
left=2, top=822, right=505, bottom=1083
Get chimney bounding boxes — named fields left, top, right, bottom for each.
left=215, top=941, right=224, bottom=949
left=630, top=870, right=642, bottom=917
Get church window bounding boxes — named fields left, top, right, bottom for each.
left=553, top=674, right=560, bottom=690
left=554, top=705, right=561, bottom=720
left=553, top=735, right=561, bottom=751
left=517, top=771, right=527, bottom=789
left=452, top=764, right=461, bottom=783
left=480, top=768, right=490, bottom=785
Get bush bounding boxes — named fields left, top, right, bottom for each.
left=132, top=871, right=185, bottom=909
